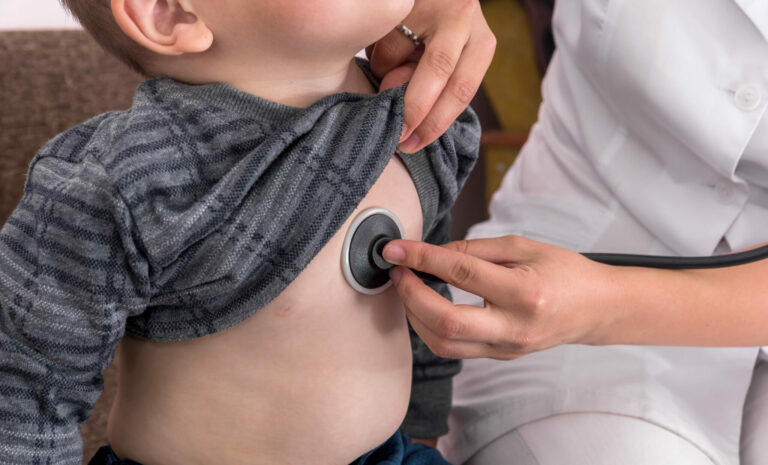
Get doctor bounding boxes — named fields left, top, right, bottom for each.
left=382, top=1, right=768, bottom=464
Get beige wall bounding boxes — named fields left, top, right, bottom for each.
left=0, top=1, right=80, bottom=30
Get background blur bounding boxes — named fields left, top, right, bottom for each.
left=0, top=0, right=81, bottom=29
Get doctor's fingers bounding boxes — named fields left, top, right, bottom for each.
left=407, top=306, right=521, bottom=361
left=442, top=235, right=545, bottom=264
left=400, top=0, right=496, bottom=153
left=395, top=268, right=536, bottom=360
left=368, top=0, right=477, bottom=87
left=378, top=62, right=417, bottom=94
left=384, top=239, right=515, bottom=304
left=368, top=28, right=423, bottom=85
left=393, top=268, right=523, bottom=359
left=399, top=8, right=495, bottom=153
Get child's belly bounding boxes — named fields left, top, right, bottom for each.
left=107, top=156, right=423, bottom=465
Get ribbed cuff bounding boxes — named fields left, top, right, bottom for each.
left=0, top=425, right=82, bottom=465
left=400, top=376, right=453, bottom=438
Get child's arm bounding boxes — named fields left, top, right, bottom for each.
left=0, top=147, right=149, bottom=464
left=398, top=106, right=481, bottom=439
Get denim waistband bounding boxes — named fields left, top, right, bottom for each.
left=89, top=430, right=451, bottom=465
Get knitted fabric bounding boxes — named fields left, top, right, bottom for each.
left=0, top=60, right=479, bottom=463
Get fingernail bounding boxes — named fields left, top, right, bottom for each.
left=389, top=267, right=402, bottom=286
left=383, top=243, right=406, bottom=263
left=398, top=133, right=421, bottom=153
left=400, top=123, right=410, bottom=143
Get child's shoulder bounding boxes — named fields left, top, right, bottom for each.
left=29, top=78, right=220, bottom=192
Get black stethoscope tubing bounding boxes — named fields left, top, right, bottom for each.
left=583, top=243, right=768, bottom=269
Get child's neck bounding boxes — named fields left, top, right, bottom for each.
left=224, top=57, right=376, bottom=108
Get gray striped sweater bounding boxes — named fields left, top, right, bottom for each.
left=0, top=60, right=480, bottom=464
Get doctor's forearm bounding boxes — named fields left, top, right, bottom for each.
left=384, top=236, right=766, bottom=359
left=605, top=261, right=768, bottom=347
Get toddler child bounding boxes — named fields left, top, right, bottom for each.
left=0, top=0, right=480, bottom=464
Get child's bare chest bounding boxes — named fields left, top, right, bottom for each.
left=108, top=156, right=423, bottom=465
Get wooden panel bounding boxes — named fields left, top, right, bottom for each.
left=479, top=0, right=543, bottom=206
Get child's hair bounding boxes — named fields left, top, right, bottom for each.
left=59, top=0, right=151, bottom=76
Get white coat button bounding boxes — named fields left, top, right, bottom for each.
left=734, top=84, right=762, bottom=111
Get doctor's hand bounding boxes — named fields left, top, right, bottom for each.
left=382, top=236, right=622, bottom=360
left=368, top=0, right=496, bottom=153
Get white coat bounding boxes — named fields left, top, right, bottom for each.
left=440, top=1, right=768, bottom=464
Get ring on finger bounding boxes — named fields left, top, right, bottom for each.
left=396, top=23, right=422, bottom=47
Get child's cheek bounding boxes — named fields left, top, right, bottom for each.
left=258, top=0, right=413, bottom=45
left=261, top=1, right=333, bottom=34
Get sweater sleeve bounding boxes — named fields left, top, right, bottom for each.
left=399, top=106, right=480, bottom=238
left=399, top=106, right=480, bottom=438
left=0, top=153, right=150, bottom=464
left=400, top=213, right=463, bottom=438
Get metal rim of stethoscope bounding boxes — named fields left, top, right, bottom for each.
left=341, top=207, right=406, bottom=295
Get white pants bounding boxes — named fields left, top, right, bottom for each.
left=461, top=357, right=768, bottom=465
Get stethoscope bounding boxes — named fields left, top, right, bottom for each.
left=341, top=208, right=768, bottom=294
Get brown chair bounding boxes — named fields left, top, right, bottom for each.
left=0, top=29, right=143, bottom=464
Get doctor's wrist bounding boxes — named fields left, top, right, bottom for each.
left=592, top=265, right=695, bottom=346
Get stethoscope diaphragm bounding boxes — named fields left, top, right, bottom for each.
left=341, top=208, right=406, bottom=295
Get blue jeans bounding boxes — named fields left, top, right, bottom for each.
left=88, top=430, right=452, bottom=465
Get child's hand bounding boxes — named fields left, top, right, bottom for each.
left=367, top=0, right=495, bottom=153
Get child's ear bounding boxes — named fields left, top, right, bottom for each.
left=111, top=0, right=213, bottom=55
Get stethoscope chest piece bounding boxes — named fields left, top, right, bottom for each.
left=341, top=208, right=405, bottom=295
